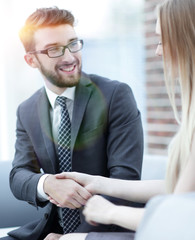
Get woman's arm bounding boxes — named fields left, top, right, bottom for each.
left=174, top=156, right=195, bottom=193
left=174, top=134, right=195, bottom=193
left=56, top=172, right=166, bottom=203
left=95, top=177, right=165, bottom=203
left=83, top=195, right=145, bottom=231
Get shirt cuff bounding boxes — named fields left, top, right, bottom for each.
left=37, top=174, right=50, bottom=201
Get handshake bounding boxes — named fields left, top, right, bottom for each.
left=43, top=172, right=115, bottom=226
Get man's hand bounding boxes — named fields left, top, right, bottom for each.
left=44, top=175, right=92, bottom=208
left=55, top=172, right=102, bottom=194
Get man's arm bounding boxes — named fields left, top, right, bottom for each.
left=10, top=105, right=91, bottom=208
left=107, top=82, right=143, bottom=180
left=10, top=105, right=45, bottom=207
left=105, top=82, right=143, bottom=205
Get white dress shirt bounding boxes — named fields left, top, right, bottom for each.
left=37, top=85, right=75, bottom=201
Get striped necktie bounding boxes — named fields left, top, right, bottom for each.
left=56, top=96, right=80, bottom=233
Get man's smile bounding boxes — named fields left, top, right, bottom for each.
left=59, top=64, right=76, bottom=73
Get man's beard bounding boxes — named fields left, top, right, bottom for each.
left=39, top=61, right=81, bottom=88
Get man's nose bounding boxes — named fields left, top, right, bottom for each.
left=62, top=48, right=75, bottom=61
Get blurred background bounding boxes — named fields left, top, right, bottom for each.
left=0, top=0, right=178, bottom=162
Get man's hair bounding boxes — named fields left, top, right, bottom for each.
left=19, top=7, right=75, bottom=52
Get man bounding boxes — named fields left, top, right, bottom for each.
left=5, top=7, right=143, bottom=240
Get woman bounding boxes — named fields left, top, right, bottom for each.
left=46, top=0, right=195, bottom=239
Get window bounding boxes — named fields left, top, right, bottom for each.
left=0, top=0, right=145, bottom=161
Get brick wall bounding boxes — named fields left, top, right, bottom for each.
left=144, top=0, right=179, bottom=155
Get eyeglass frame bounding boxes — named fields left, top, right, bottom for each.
left=27, top=39, right=84, bottom=58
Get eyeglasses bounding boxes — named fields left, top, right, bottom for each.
left=28, top=39, right=83, bottom=58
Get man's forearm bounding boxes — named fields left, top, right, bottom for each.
left=37, top=174, right=50, bottom=201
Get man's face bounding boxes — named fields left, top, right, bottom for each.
left=31, top=24, right=82, bottom=92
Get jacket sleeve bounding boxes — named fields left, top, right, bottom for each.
left=106, top=82, right=144, bottom=206
left=9, top=105, right=45, bottom=208
left=77, top=81, right=144, bottom=233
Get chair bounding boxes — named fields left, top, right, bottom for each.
left=0, top=161, right=45, bottom=236
left=141, top=155, right=167, bottom=180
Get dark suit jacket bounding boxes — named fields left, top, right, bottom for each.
left=8, top=73, right=143, bottom=240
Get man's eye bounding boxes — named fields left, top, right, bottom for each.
left=70, top=41, right=78, bottom=47
left=49, top=47, right=61, bottom=53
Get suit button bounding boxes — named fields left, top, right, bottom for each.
left=44, top=213, right=49, bottom=219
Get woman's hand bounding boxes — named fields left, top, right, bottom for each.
left=83, top=195, right=117, bottom=226
left=55, top=172, right=103, bottom=194
left=83, top=195, right=145, bottom=231
left=44, top=233, right=62, bottom=240
left=44, top=175, right=91, bottom=208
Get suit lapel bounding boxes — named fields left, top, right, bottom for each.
left=71, top=73, right=93, bottom=153
left=36, top=74, right=93, bottom=168
left=37, top=88, right=58, bottom=173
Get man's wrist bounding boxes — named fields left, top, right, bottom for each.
left=37, top=174, right=50, bottom=201
left=43, top=174, right=55, bottom=196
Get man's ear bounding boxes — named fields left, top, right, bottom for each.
left=24, top=54, right=38, bottom=68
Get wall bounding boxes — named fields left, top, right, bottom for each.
left=144, top=0, right=179, bottom=156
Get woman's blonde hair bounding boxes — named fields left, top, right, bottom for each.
left=157, top=0, right=195, bottom=192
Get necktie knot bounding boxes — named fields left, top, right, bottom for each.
left=56, top=96, right=67, bottom=109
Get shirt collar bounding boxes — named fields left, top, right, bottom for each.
left=45, top=86, right=76, bottom=109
